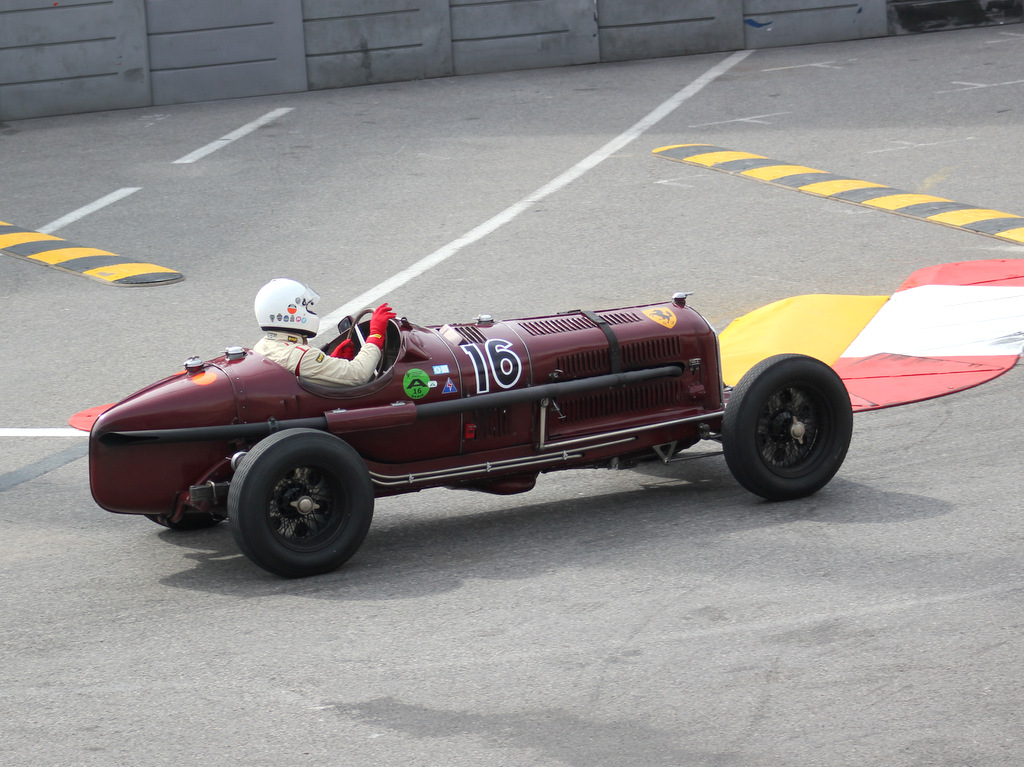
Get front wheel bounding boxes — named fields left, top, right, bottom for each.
left=722, top=354, right=852, bottom=501
left=228, top=429, right=374, bottom=577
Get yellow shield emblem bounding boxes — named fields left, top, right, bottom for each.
left=643, top=307, right=677, bottom=329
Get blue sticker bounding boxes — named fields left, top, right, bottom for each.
left=433, top=364, right=450, bottom=375
left=442, top=378, right=458, bottom=394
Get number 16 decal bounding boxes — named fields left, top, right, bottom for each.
left=462, top=339, right=523, bottom=394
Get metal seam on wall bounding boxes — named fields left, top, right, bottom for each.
left=0, top=222, right=183, bottom=286
left=653, top=144, right=1024, bottom=245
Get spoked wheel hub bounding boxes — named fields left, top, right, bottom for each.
left=269, top=468, right=342, bottom=548
left=759, top=387, right=820, bottom=472
left=290, top=494, right=320, bottom=516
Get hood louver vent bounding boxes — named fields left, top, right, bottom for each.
left=520, top=316, right=593, bottom=336
left=472, top=407, right=513, bottom=439
left=556, top=378, right=686, bottom=423
left=451, top=324, right=487, bottom=344
left=557, top=337, right=683, bottom=378
left=520, top=311, right=644, bottom=336
left=599, top=311, right=645, bottom=326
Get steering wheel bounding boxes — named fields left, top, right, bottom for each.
left=351, top=307, right=372, bottom=347
left=352, top=306, right=387, bottom=378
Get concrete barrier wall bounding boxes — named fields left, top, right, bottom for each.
left=0, top=0, right=1020, bottom=121
left=145, top=0, right=307, bottom=106
left=450, top=0, right=599, bottom=76
left=303, top=0, right=453, bottom=90
left=597, top=1, right=745, bottom=62
left=0, top=0, right=149, bottom=121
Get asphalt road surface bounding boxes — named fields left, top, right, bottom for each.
left=2, top=26, right=1023, bottom=766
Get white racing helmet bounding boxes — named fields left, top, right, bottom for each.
left=255, top=278, right=321, bottom=337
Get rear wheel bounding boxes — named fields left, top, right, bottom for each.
left=722, top=354, right=852, bottom=501
left=228, top=429, right=374, bottom=577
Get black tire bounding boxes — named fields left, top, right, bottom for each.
left=722, top=354, right=852, bottom=501
left=146, top=511, right=224, bottom=531
left=228, top=429, right=374, bottom=578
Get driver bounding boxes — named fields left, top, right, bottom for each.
left=253, top=278, right=395, bottom=386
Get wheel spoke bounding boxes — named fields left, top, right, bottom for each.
left=755, top=385, right=824, bottom=470
left=267, top=466, right=341, bottom=546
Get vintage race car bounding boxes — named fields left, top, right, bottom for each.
left=89, top=295, right=853, bottom=577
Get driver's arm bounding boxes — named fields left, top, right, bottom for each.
left=296, top=343, right=381, bottom=387
left=297, top=303, right=395, bottom=387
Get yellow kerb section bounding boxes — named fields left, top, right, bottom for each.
left=719, top=294, right=889, bottom=386
left=741, top=164, right=826, bottom=181
left=83, top=263, right=180, bottom=281
left=928, top=208, right=1020, bottom=225
left=798, top=179, right=887, bottom=196
left=685, top=151, right=766, bottom=167
left=862, top=193, right=951, bottom=210
left=28, top=247, right=115, bottom=265
left=652, top=143, right=716, bottom=153
left=995, top=228, right=1024, bottom=243
left=0, top=231, right=64, bottom=249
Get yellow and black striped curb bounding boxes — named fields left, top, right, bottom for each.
left=0, top=221, right=183, bottom=286
left=653, top=144, right=1024, bottom=246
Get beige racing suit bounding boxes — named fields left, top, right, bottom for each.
left=254, top=331, right=381, bottom=387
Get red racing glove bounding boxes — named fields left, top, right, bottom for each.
left=367, top=303, right=396, bottom=349
left=330, top=339, right=355, bottom=359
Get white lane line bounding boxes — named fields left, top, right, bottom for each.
left=173, top=107, right=295, bottom=164
left=761, top=61, right=842, bottom=71
left=0, top=429, right=88, bottom=437
left=986, top=31, right=1024, bottom=43
left=936, top=79, right=1024, bottom=94
left=689, top=111, right=791, bottom=127
left=318, top=50, right=754, bottom=333
left=38, top=187, right=142, bottom=234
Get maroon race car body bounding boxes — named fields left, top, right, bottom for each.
left=90, top=294, right=853, bottom=577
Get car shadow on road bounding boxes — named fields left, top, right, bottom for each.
left=319, top=695, right=727, bottom=767
left=155, top=458, right=954, bottom=599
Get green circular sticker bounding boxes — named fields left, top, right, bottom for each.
left=403, top=368, right=432, bottom=399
